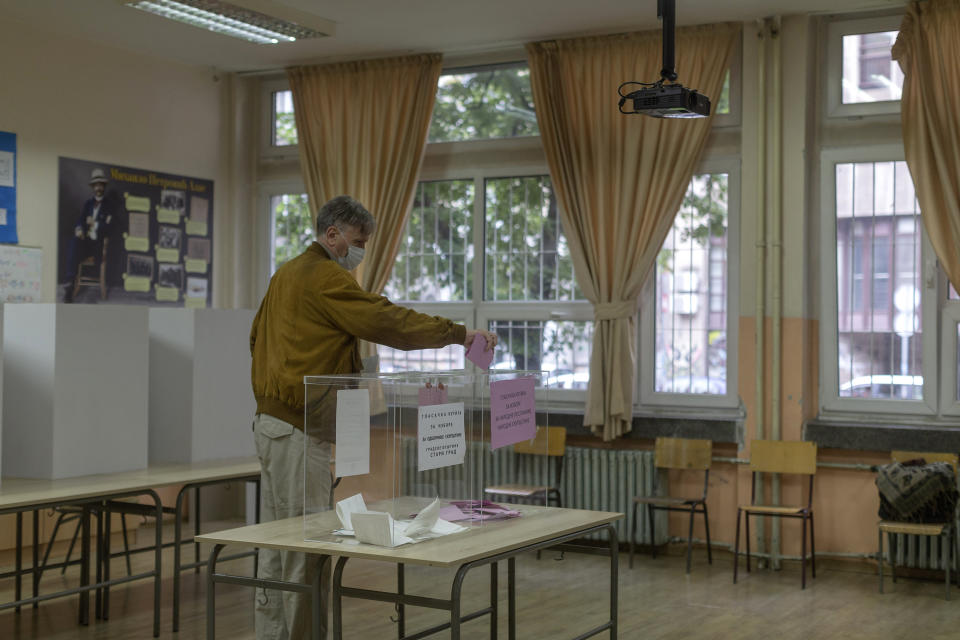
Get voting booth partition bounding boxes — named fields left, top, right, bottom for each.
left=302, top=371, right=555, bottom=543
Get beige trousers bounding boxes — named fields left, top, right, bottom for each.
left=254, top=413, right=332, bottom=640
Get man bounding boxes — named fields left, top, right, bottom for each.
left=249, top=194, right=496, bottom=640
left=63, top=168, right=116, bottom=302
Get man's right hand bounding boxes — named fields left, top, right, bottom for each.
left=464, top=329, right=498, bottom=351
left=74, top=227, right=83, bottom=238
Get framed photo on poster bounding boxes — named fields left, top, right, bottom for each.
left=57, top=157, right=213, bottom=307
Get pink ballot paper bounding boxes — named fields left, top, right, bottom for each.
left=489, top=376, right=537, bottom=450
left=465, top=334, right=494, bottom=370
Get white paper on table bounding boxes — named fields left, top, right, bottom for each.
left=403, top=497, right=442, bottom=537
left=417, top=402, right=465, bottom=472
left=335, top=493, right=368, bottom=532
left=352, top=511, right=414, bottom=547
left=335, top=389, right=370, bottom=477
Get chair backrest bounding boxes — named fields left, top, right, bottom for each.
left=514, top=426, right=566, bottom=457
left=891, top=450, right=959, bottom=476
left=749, top=440, right=817, bottom=475
left=654, top=437, right=712, bottom=470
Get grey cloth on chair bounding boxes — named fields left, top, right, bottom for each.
left=876, top=461, right=959, bottom=523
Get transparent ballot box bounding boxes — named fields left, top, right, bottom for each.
left=303, top=371, right=558, bottom=544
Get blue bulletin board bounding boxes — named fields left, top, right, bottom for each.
left=0, top=131, right=16, bottom=244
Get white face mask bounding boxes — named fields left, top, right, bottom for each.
left=335, top=228, right=365, bottom=270
left=339, top=245, right=365, bottom=271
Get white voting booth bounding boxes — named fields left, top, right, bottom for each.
left=303, top=371, right=556, bottom=545
left=148, top=308, right=257, bottom=463
left=2, top=303, right=149, bottom=479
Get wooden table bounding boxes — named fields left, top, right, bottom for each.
left=0, top=456, right=261, bottom=637
left=199, top=503, right=622, bottom=640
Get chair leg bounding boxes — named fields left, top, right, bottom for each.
left=733, top=508, right=741, bottom=584
left=801, top=515, right=808, bottom=590
left=63, top=519, right=82, bottom=575
left=878, top=527, right=884, bottom=594
left=648, top=504, right=656, bottom=560
left=945, top=530, right=951, bottom=601
left=629, top=501, right=637, bottom=570
left=121, top=515, right=132, bottom=576
left=39, top=511, right=69, bottom=582
left=890, top=533, right=898, bottom=583
left=745, top=512, right=751, bottom=573
left=685, top=507, right=695, bottom=574
left=809, top=511, right=816, bottom=579
left=702, top=503, right=713, bottom=565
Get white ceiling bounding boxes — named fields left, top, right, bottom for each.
left=1, top=0, right=906, bottom=72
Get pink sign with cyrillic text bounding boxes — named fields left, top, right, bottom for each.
left=489, top=376, right=536, bottom=450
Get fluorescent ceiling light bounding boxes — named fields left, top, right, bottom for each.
left=122, top=0, right=331, bottom=45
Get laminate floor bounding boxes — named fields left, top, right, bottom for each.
left=1, top=523, right=959, bottom=639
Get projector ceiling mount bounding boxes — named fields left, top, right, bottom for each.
left=618, top=0, right=711, bottom=118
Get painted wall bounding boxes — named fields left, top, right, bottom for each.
left=0, top=14, right=230, bottom=304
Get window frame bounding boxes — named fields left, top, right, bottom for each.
left=818, top=145, right=939, bottom=417
left=825, top=14, right=904, bottom=119
left=260, top=78, right=300, bottom=159
left=638, top=157, right=742, bottom=411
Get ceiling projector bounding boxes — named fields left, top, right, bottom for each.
left=618, top=0, right=711, bottom=119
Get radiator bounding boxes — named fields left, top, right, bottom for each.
left=885, top=523, right=959, bottom=571
left=399, top=438, right=666, bottom=544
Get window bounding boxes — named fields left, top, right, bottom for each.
left=272, top=90, right=297, bottom=146
left=843, top=31, right=902, bottom=103
left=259, top=55, right=742, bottom=411
left=818, top=147, right=959, bottom=416
left=429, top=63, right=539, bottom=143
left=384, top=180, right=474, bottom=302
left=644, top=172, right=736, bottom=402
left=827, top=15, right=905, bottom=117
left=483, top=176, right=580, bottom=302
left=270, top=193, right=312, bottom=273
left=834, top=160, right=922, bottom=401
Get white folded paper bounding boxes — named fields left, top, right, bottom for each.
left=335, top=493, right=368, bottom=532
left=332, top=494, right=466, bottom=547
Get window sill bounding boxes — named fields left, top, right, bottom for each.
left=804, top=417, right=960, bottom=453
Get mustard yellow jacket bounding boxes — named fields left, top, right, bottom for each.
left=250, top=243, right=467, bottom=430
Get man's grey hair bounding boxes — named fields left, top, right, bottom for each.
left=315, top=195, right=376, bottom=237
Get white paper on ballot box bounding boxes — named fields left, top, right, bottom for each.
left=417, top=402, right=465, bottom=472
left=335, top=388, right=370, bottom=477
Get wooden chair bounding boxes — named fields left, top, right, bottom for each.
left=73, top=237, right=109, bottom=301
left=734, top=440, right=817, bottom=589
left=484, top=426, right=566, bottom=507
left=629, top=437, right=712, bottom=574
left=877, top=450, right=959, bottom=600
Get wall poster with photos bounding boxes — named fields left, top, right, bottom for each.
left=57, top=157, right=213, bottom=307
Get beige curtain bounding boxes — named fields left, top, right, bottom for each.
left=527, top=24, right=739, bottom=441
left=893, top=0, right=960, bottom=292
left=287, top=54, right=442, bottom=296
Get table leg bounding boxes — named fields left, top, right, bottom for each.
left=95, top=505, right=103, bottom=620
left=206, top=544, right=225, bottom=640
left=254, top=478, right=261, bottom=578
left=508, top=557, right=516, bottom=640
left=608, top=523, right=619, bottom=639
left=103, top=502, right=112, bottom=620
left=150, top=490, right=162, bottom=638
left=174, top=485, right=188, bottom=632
left=312, top=561, right=322, bottom=640
left=15, top=511, right=22, bottom=614
left=490, top=562, right=498, bottom=640
left=333, top=557, right=349, bottom=640
left=79, top=505, right=90, bottom=626
left=32, top=509, right=39, bottom=609
left=195, top=486, right=202, bottom=573
left=397, top=563, right=405, bottom=639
